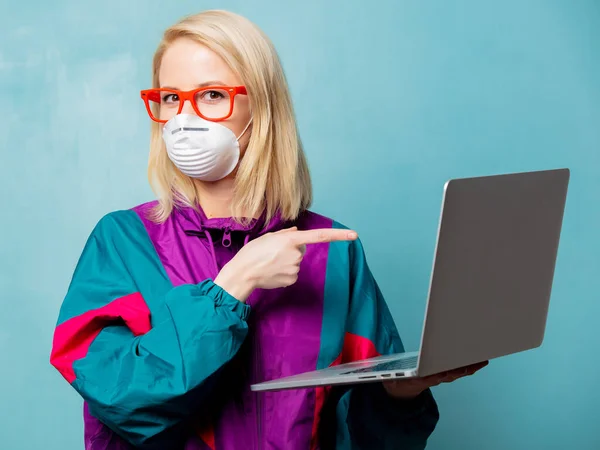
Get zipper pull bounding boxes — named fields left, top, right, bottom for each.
left=222, top=227, right=232, bottom=248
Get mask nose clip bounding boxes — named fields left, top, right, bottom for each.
left=171, top=126, right=209, bottom=135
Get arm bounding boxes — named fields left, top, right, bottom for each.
left=50, top=211, right=249, bottom=449
left=331, top=236, right=439, bottom=450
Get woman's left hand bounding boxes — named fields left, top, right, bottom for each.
left=383, top=361, right=489, bottom=400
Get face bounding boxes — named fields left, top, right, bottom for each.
left=158, top=38, right=252, bottom=151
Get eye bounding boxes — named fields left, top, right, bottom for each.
left=161, top=93, right=179, bottom=105
left=199, top=90, right=226, bottom=103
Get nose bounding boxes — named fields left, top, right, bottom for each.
left=180, top=99, right=196, bottom=115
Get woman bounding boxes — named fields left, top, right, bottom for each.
left=50, top=10, right=485, bottom=450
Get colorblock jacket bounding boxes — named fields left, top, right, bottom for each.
left=50, top=202, right=439, bottom=450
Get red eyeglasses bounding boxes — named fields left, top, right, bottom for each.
left=140, top=86, right=248, bottom=123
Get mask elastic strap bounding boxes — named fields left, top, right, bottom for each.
left=236, top=118, right=253, bottom=141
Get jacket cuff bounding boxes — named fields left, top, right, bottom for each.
left=352, top=382, right=439, bottom=425
left=199, top=280, right=252, bottom=321
left=370, top=383, right=436, bottom=421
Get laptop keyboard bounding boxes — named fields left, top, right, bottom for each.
left=341, top=356, right=419, bottom=374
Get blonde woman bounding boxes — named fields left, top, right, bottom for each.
left=50, top=10, right=485, bottom=450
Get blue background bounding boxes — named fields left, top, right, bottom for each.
left=1, top=0, right=598, bottom=449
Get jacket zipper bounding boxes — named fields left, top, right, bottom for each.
left=222, top=227, right=232, bottom=248
left=195, top=227, right=262, bottom=449
left=254, top=330, right=263, bottom=450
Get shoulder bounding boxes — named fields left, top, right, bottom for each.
left=130, top=200, right=159, bottom=219
left=91, top=201, right=159, bottom=242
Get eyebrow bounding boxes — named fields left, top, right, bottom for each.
left=160, top=80, right=229, bottom=90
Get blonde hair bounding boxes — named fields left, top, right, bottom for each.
left=147, top=10, right=312, bottom=224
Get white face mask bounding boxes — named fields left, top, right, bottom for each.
left=162, top=114, right=252, bottom=182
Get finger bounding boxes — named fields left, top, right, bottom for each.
left=466, top=361, right=488, bottom=370
left=462, top=361, right=489, bottom=375
left=466, top=366, right=483, bottom=376
left=275, top=227, right=298, bottom=234
left=422, top=373, right=447, bottom=387
left=441, top=373, right=456, bottom=383
left=450, top=361, right=488, bottom=375
left=448, top=362, right=487, bottom=380
left=449, top=372, right=465, bottom=382
left=446, top=367, right=469, bottom=378
left=291, top=229, right=358, bottom=246
left=422, top=373, right=444, bottom=384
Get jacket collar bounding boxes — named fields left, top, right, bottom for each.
left=175, top=204, right=288, bottom=237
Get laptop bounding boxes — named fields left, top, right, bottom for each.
left=251, top=168, right=570, bottom=392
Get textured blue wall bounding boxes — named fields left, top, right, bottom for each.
left=1, top=1, right=598, bottom=449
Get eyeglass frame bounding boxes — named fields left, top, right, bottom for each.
left=140, top=85, right=248, bottom=123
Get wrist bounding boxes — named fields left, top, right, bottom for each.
left=214, top=262, right=255, bottom=303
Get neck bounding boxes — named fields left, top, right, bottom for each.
left=194, top=178, right=236, bottom=219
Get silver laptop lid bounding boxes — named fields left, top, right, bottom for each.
left=416, top=168, right=570, bottom=377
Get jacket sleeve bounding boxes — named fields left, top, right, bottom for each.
left=332, top=237, right=440, bottom=450
left=50, top=211, right=250, bottom=449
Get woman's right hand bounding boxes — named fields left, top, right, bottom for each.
left=214, top=227, right=358, bottom=302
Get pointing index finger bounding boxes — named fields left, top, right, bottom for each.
left=290, top=229, right=358, bottom=246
